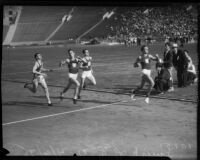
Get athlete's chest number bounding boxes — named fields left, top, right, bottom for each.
left=144, top=58, right=149, bottom=63
left=72, top=63, right=77, bottom=68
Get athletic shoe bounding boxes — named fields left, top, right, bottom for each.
left=24, top=83, right=28, bottom=88
left=60, top=92, right=64, bottom=100
left=158, top=92, right=164, bottom=95
left=73, top=98, right=77, bottom=104
left=77, top=95, right=81, bottom=99
left=130, top=94, right=136, bottom=100
left=48, top=103, right=53, bottom=106
left=167, top=87, right=174, bottom=92
left=145, top=97, right=149, bottom=104
left=131, top=89, right=135, bottom=94
left=83, top=83, right=87, bottom=89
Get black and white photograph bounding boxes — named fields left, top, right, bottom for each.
left=2, top=3, right=198, bottom=159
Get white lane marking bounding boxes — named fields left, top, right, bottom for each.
left=3, top=100, right=127, bottom=126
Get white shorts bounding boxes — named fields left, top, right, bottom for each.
left=141, top=69, right=151, bottom=77
left=68, top=73, right=78, bottom=80
left=81, top=70, right=93, bottom=79
left=33, top=75, right=47, bottom=88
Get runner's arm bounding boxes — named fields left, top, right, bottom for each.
left=133, top=56, right=141, bottom=68
left=32, top=63, right=46, bottom=76
left=149, top=54, right=159, bottom=61
left=59, top=59, right=69, bottom=67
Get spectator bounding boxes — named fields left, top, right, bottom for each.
left=172, top=43, right=188, bottom=87
left=184, top=50, right=198, bottom=85
left=162, top=42, right=174, bottom=92
left=154, top=62, right=172, bottom=94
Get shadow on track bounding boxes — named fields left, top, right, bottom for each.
left=31, top=95, right=115, bottom=104
left=2, top=101, right=50, bottom=108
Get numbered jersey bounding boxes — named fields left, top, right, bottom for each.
left=68, top=59, right=79, bottom=74
left=136, top=54, right=152, bottom=70
left=82, top=56, right=92, bottom=71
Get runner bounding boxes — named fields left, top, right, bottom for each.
left=59, top=49, right=81, bottom=104
left=24, top=53, right=53, bottom=106
left=77, top=49, right=96, bottom=99
left=131, top=45, right=158, bottom=104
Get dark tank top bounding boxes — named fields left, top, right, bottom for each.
left=139, top=55, right=151, bottom=70
left=82, top=57, right=92, bottom=71
left=68, top=59, right=79, bottom=74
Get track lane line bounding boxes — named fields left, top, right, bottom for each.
left=3, top=100, right=127, bottom=126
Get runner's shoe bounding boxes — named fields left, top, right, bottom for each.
left=77, top=95, right=81, bottom=99
left=73, top=98, right=77, bottom=104
left=60, top=92, right=64, bottom=101
left=145, top=97, right=149, bottom=104
left=83, top=83, right=87, bottom=89
left=167, top=87, right=174, bottom=92
left=24, top=83, right=28, bottom=88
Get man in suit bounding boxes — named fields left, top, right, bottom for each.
left=162, top=42, right=174, bottom=92
left=172, top=43, right=188, bottom=87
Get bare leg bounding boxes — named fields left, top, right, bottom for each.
left=87, top=74, right=96, bottom=86
left=71, top=79, right=80, bottom=99
left=70, top=78, right=80, bottom=104
left=60, top=79, right=72, bottom=100
left=78, top=77, right=85, bottom=98
left=145, top=75, right=155, bottom=97
left=62, top=80, right=72, bottom=94
left=25, top=79, right=38, bottom=93
left=40, top=79, right=52, bottom=105
left=132, top=75, right=146, bottom=94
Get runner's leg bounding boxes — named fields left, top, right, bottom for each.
left=70, top=77, right=80, bottom=100
left=145, top=74, right=155, bottom=97
left=25, top=79, right=38, bottom=93
left=40, top=78, right=51, bottom=104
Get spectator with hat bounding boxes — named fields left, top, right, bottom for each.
left=172, top=43, right=188, bottom=87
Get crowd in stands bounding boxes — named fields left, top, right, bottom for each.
left=107, top=4, right=197, bottom=45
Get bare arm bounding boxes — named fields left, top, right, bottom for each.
left=149, top=54, right=159, bottom=61
left=59, top=59, right=69, bottom=67
left=133, top=56, right=141, bottom=68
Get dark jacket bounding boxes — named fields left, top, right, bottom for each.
left=163, top=50, right=173, bottom=68
left=155, top=68, right=171, bottom=82
left=172, top=49, right=188, bottom=71
left=154, top=67, right=172, bottom=92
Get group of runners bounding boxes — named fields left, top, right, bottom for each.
left=24, top=43, right=197, bottom=105
left=24, top=49, right=96, bottom=105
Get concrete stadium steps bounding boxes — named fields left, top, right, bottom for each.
left=50, top=7, right=106, bottom=41
left=3, top=25, right=9, bottom=42
left=19, top=6, right=72, bottom=23
left=12, top=22, right=59, bottom=42
left=83, top=18, right=116, bottom=39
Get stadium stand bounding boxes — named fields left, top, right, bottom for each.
left=3, top=5, right=197, bottom=45
left=50, top=7, right=107, bottom=41
left=12, top=6, right=72, bottom=42
left=104, top=5, right=197, bottom=42
left=3, top=26, right=9, bottom=42
left=19, top=6, right=72, bottom=23
left=12, top=22, right=60, bottom=42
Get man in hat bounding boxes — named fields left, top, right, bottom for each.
left=172, top=43, right=188, bottom=87
left=162, top=42, right=174, bottom=92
